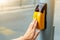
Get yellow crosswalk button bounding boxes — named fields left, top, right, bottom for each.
left=33, top=3, right=47, bottom=30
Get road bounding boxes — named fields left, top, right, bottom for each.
left=0, top=7, right=35, bottom=40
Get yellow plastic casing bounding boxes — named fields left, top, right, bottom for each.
left=33, top=10, right=45, bottom=30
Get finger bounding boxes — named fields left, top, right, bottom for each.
left=33, top=29, right=40, bottom=39
left=31, top=19, right=37, bottom=34
left=24, top=31, right=35, bottom=40
left=26, top=19, right=37, bottom=39
left=27, top=20, right=37, bottom=38
left=29, top=19, right=37, bottom=29
left=32, top=20, right=37, bottom=30
left=28, top=29, right=40, bottom=40
left=28, top=28, right=35, bottom=38
left=24, top=19, right=37, bottom=39
left=24, top=28, right=35, bottom=39
left=25, top=19, right=36, bottom=35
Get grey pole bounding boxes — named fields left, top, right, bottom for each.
left=37, top=0, right=55, bottom=40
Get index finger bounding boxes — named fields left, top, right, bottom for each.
left=29, top=19, right=37, bottom=29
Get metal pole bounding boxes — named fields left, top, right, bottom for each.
left=37, top=0, right=55, bottom=40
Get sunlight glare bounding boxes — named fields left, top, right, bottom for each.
left=0, top=0, right=7, bottom=4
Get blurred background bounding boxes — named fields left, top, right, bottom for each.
left=0, top=0, right=39, bottom=40
left=0, top=0, right=60, bottom=40
left=0, top=0, right=38, bottom=12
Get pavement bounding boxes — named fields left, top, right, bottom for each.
left=0, top=6, right=35, bottom=40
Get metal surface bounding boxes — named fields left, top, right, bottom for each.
left=37, top=0, right=55, bottom=40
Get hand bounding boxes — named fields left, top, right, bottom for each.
left=13, top=19, right=40, bottom=40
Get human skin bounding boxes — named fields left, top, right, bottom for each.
left=12, top=19, right=40, bottom=40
